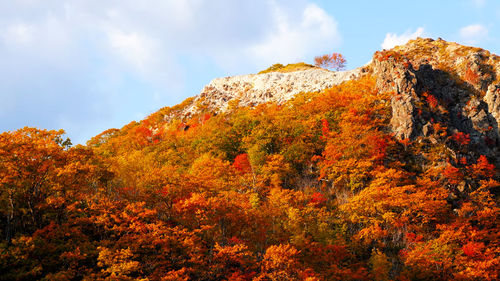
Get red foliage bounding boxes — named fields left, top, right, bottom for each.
left=443, top=164, right=463, bottom=185
left=374, top=50, right=406, bottom=63
left=118, top=186, right=138, bottom=198
left=399, top=138, right=411, bottom=148
left=406, top=232, right=416, bottom=241
left=227, top=236, right=245, bottom=245
left=201, top=113, right=211, bottom=124
left=4, top=73, right=500, bottom=281
left=452, top=132, right=470, bottom=146
left=309, top=192, right=327, bottom=207
left=321, top=118, right=330, bottom=138
left=459, top=157, right=467, bottom=165
left=233, top=153, right=252, bottom=174
left=462, top=242, right=484, bottom=257
left=136, top=126, right=152, bottom=138
left=426, top=95, right=438, bottom=109
left=371, top=135, right=389, bottom=162
left=465, top=68, right=480, bottom=85
left=406, top=232, right=423, bottom=243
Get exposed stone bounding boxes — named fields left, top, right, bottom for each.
left=373, top=38, right=500, bottom=163
left=179, top=67, right=364, bottom=117
left=457, top=181, right=466, bottom=193
left=422, top=122, right=432, bottom=136
left=373, top=54, right=419, bottom=139
left=484, top=83, right=500, bottom=135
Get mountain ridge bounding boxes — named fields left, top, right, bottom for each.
left=150, top=38, right=499, bottom=166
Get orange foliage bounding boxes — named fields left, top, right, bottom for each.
left=465, top=67, right=480, bottom=85
left=2, top=72, right=498, bottom=280
left=471, top=155, right=495, bottom=177
left=314, top=52, right=346, bottom=71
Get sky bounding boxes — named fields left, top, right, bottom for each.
left=1, top=0, right=499, bottom=144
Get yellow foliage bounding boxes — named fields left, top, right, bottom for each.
left=97, top=247, right=141, bottom=279
left=258, top=62, right=319, bottom=74
left=369, top=249, right=392, bottom=281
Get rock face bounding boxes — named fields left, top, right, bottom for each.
left=373, top=54, right=419, bottom=139
left=485, top=84, right=500, bottom=128
left=373, top=38, right=500, bottom=164
left=178, top=67, right=365, bottom=118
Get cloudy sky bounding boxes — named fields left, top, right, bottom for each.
left=1, top=0, right=499, bottom=144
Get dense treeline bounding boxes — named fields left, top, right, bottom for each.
left=1, top=76, right=498, bottom=280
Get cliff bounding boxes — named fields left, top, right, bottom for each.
left=373, top=38, right=500, bottom=164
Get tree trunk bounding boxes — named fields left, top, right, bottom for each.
left=6, top=193, right=14, bottom=245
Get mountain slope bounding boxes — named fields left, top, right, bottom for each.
left=1, top=38, right=499, bottom=281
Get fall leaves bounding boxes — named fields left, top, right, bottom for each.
left=314, top=53, right=346, bottom=71
left=1, top=75, right=499, bottom=280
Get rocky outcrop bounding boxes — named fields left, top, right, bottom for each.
left=373, top=53, right=419, bottom=139
left=171, top=67, right=365, bottom=119
left=373, top=38, right=500, bottom=164
left=485, top=83, right=500, bottom=131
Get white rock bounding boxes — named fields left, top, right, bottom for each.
left=180, top=67, right=364, bottom=117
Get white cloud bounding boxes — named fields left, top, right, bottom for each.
left=381, top=27, right=425, bottom=50
left=459, top=24, right=488, bottom=44
left=242, top=3, right=341, bottom=68
left=0, top=0, right=341, bottom=143
left=105, top=28, right=166, bottom=75
left=1, top=16, right=73, bottom=62
left=2, top=1, right=335, bottom=78
left=105, top=27, right=184, bottom=93
left=2, top=23, right=35, bottom=44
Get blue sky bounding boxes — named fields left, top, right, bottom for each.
left=1, top=0, right=499, bottom=144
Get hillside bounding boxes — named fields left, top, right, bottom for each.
left=0, top=38, right=499, bottom=280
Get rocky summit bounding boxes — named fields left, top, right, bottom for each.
left=373, top=38, right=500, bottom=164
left=163, top=37, right=500, bottom=164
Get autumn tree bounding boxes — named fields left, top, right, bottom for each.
left=255, top=244, right=319, bottom=281
left=0, top=128, right=72, bottom=243
left=314, top=52, right=346, bottom=71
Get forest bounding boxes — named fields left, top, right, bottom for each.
left=1, top=68, right=499, bottom=279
